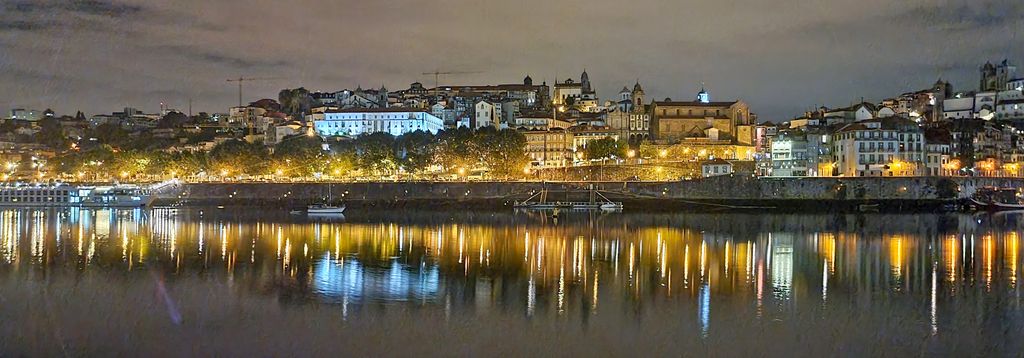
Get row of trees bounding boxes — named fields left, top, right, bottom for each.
left=54, top=127, right=530, bottom=180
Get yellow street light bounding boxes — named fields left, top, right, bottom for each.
left=627, top=150, right=636, bottom=158
left=659, top=149, right=667, bottom=158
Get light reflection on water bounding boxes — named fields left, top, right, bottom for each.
left=1, top=207, right=1024, bottom=347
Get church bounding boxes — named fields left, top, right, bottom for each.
left=649, top=86, right=755, bottom=146
left=553, top=70, right=599, bottom=112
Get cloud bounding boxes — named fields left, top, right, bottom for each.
left=0, top=0, right=1021, bottom=120
left=894, top=1, right=1024, bottom=33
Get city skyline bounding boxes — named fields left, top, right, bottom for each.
left=1, top=0, right=1022, bottom=120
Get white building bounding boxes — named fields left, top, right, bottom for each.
left=831, top=117, right=925, bottom=177
left=924, top=129, right=953, bottom=176
left=267, top=121, right=306, bottom=145
left=314, top=108, right=444, bottom=137
left=942, top=97, right=975, bottom=120
left=474, top=101, right=501, bottom=129
left=769, top=128, right=831, bottom=177
left=701, top=158, right=733, bottom=177
left=1008, top=78, right=1024, bottom=91
left=996, top=90, right=1024, bottom=120
left=10, top=109, right=42, bottom=121
left=974, top=91, right=998, bottom=120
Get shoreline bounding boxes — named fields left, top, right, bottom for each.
left=147, top=177, right=1009, bottom=212
left=156, top=198, right=959, bottom=213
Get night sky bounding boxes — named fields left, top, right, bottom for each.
left=0, top=0, right=1021, bottom=121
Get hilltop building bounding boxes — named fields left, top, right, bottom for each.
left=649, top=86, right=754, bottom=145
left=313, top=108, right=444, bottom=137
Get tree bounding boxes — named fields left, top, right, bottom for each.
left=56, top=145, right=115, bottom=179
left=278, top=88, right=314, bottom=118
left=395, top=130, right=435, bottom=174
left=584, top=136, right=626, bottom=160
left=110, top=150, right=156, bottom=178
left=88, top=122, right=129, bottom=146
left=353, top=132, right=397, bottom=175
left=35, top=117, right=69, bottom=150
left=273, top=134, right=325, bottom=177
left=157, top=111, right=189, bottom=129
left=324, top=139, right=357, bottom=178
left=157, top=151, right=207, bottom=178
left=435, top=127, right=480, bottom=173
left=478, top=128, right=529, bottom=178
left=209, top=139, right=270, bottom=176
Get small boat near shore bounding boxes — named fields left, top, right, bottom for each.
left=968, top=187, right=1024, bottom=211
left=515, top=186, right=623, bottom=212
left=294, top=183, right=346, bottom=215
left=307, top=203, right=346, bottom=214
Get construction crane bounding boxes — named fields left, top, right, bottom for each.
left=421, top=71, right=482, bottom=99
left=226, top=77, right=283, bottom=107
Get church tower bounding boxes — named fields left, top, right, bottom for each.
left=581, top=69, right=592, bottom=93
left=980, top=62, right=997, bottom=91
left=632, top=81, right=645, bottom=111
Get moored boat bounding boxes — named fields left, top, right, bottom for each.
left=0, top=182, right=155, bottom=207
left=969, top=187, right=1024, bottom=211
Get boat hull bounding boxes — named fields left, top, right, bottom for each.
left=307, top=205, right=345, bottom=214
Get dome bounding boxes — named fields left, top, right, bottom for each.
left=524, top=75, right=533, bottom=86
left=696, top=85, right=710, bottom=103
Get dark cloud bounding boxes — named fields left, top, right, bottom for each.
left=154, top=44, right=290, bottom=70
left=895, top=2, right=1024, bottom=33
left=0, top=0, right=1021, bottom=120
left=2, top=0, right=142, bottom=17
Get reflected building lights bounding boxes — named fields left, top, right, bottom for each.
left=1, top=208, right=1023, bottom=327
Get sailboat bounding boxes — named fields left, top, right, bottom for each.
left=307, top=183, right=345, bottom=215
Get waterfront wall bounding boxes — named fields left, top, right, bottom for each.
left=163, top=176, right=1024, bottom=210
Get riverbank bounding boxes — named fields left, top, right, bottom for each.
left=154, top=176, right=1024, bottom=212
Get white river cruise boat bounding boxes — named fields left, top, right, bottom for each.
left=0, top=183, right=156, bottom=207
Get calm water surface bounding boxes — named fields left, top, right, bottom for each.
left=1, top=207, right=1023, bottom=356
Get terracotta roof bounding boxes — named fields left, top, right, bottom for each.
left=702, top=158, right=731, bottom=165
left=653, top=100, right=739, bottom=107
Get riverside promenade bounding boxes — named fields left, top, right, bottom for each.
left=158, top=176, right=1024, bottom=212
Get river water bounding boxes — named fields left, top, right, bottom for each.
left=1, top=207, right=1022, bottom=356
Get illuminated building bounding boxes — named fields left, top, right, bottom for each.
left=522, top=129, right=572, bottom=168
left=830, top=117, right=925, bottom=177
left=553, top=70, right=599, bottom=113
left=769, top=128, right=830, bottom=177
left=980, top=59, right=1016, bottom=92
left=314, top=108, right=444, bottom=137
left=649, top=86, right=754, bottom=146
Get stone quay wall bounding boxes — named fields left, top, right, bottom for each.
left=163, top=176, right=1024, bottom=211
